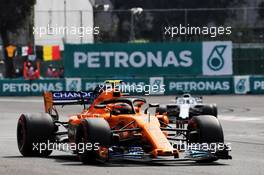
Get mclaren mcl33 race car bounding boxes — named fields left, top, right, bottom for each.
left=17, top=81, right=231, bottom=164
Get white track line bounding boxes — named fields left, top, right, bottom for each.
left=0, top=137, right=16, bottom=141
left=0, top=98, right=42, bottom=103
left=219, top=115, right=263, bottom=122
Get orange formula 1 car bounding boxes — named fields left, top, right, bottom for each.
left=17, top=81, right=231, bottom=163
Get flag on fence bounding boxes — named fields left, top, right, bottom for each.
left=43, top=45, right=61, bottom=61
left=6, top=45, right=16, bottom=58
left=52, top=45, right=61, bottom=60
left=36, top=45, right=43, bottom=60
left=21, top=46, right=29, bottom=56
left=43, top=46, right=52, bottom=61
left=15, top=45, right=33, bottom=57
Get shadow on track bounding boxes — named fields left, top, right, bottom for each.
left=3, top=155, right=230, bottom=167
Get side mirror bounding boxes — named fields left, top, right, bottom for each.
left=94, top=104, right=106, bottom=109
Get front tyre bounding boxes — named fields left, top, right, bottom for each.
left=76, top=118, right=111, bottom=164
left=188, top=115, right=224, bottom=162
left=17, top=113, right=54, bottom=157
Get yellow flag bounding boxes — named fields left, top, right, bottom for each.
left=6, top=45, right=16, bottom=58
left=43, top=46, right=52, bottom=61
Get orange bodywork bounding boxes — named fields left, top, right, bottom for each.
left=44, top=89, right=179, bottom=158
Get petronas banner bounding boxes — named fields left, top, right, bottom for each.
left=0, top=79, right=65, bottom=96
left=4, top=75, right=264, bottom=96
left=63, top=41, right=233, bottom=77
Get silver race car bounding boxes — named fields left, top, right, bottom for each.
left=156, top=93, right=217, bottom=123
left=153, top=94, right=230, bottom=162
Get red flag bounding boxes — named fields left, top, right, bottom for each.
left=52, top=45, right=61, bottom=60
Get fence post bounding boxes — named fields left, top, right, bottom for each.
left=184, top=9, right=188, bottom=26
left=184, top=9, right=188, bottom=41
left=80, top=10, right=83, bottom=44
left=243, top=7, right=247, bottom=25
left=64, top=0, right=67, bottom=43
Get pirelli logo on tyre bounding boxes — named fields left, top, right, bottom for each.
left=202, top=41, right=233, bottom=75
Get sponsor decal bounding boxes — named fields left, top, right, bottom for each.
left=234, top=76, right=250, bottom=94
left=2, top=82, right=63, bottom=93
left=53, top=91, right=93, bottom=99
left=207, top=45, right=226, bottom=71
left=73, top=50, right=193, bottom=69
left=66, top=78, right=82, bottom=91
left=65, top=42, right=233, bottom=77
left=149, top=77, right=165, bottom=95
left=253, top=81, right=264, bottom=90
left=85, top=82, right=104, bottom=90
left=169, top=81, right=230, bottom=92
left=202, top=41, right=232, bottom=75
left=64, top=43, right=202, bottom=77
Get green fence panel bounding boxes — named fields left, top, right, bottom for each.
left=233, top=48, right=264, bottom=75
left=250, top=76, right=264, bottom=94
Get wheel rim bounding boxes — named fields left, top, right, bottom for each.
left=97, top=146, right=109, bottom=161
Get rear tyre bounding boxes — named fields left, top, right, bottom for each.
left=188, top=115, right=224, bottom=162
left=201, top=104, right=218, bottom=117
left=76, top=118, right=111, bottom=164
left=17, top=113, right=54, bottom=157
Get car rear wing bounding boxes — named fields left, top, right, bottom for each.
left=43, top=91, right=95, bottom=113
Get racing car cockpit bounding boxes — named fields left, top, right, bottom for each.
left=109, top=102, right=134, bottom=115
left=99, top=97, right=146, bottom=115
left=175, top=93, right=203, bottom=105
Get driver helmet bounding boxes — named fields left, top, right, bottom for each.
left=112, top=102, right=133, bottom=114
